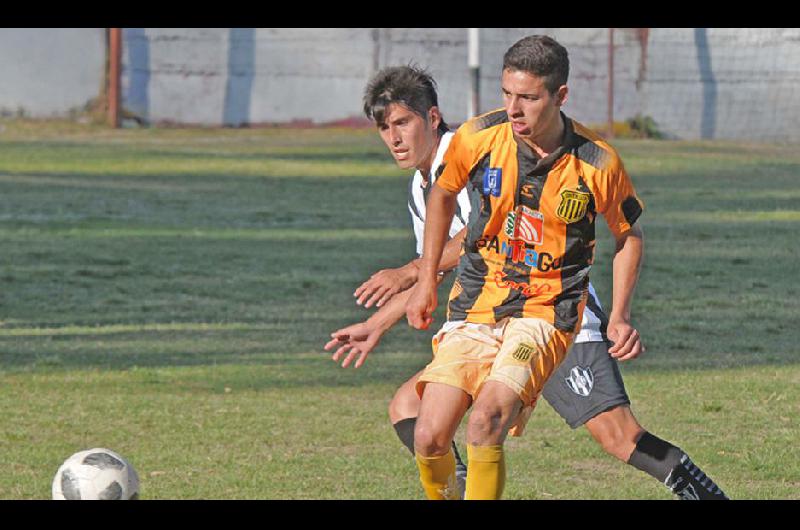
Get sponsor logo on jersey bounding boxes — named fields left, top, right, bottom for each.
left=565, top=365, right=594, bottom=396
left=504, top=211, right=516, bottom=238
left=475, top=235, right=563, bottom=272
left=504, top=207, right=544, bottom=246
left=493, top=271, right=551, bottom=298
left=513, top=206, right=544, bottom=245
left=482, top=168, right=502, bottom=197
left=556, top=189, right=591, bottom=224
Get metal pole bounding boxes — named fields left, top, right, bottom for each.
left=108, top=28, right=122, bottom=128
left=468, top=28, right=480, bottom=119
left=607, top=27, right=615, bottom=138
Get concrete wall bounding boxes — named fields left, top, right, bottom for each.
left=2, top=28, right=799, bottom=141
left=0, top=28, right=105, bottom=116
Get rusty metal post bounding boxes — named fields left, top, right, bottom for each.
left=607, top=27, right=615, bottom=138
left=108, top=28, right=122, bottom=128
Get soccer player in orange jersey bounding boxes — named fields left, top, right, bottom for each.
left=405, top=35, right=728, bottom=500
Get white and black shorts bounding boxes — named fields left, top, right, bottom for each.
left=540, top=340, right=630, bottom=429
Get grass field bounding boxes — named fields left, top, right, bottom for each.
left=0, top=119, right=798, bottom=499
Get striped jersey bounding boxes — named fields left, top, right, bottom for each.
left=409, top=128, right=614, bottom=343
left=435, top=109, right=643, bottom=333
left=408, top=132, right=471, bottom=257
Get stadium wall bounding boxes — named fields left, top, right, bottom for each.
left=2, top=28, right=799, bottom=141
left=0, top=29, right=105, bottom=117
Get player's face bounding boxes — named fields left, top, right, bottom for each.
left=377, top=103, right=440, bottom=171
left=502, top=69, right=567, bottom=144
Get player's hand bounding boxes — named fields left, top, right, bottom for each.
left=353, top=264, right=418, bottom=308
left=607, top=319, right=645, bottom=361
left=405, top=279, right=437, bottom=330
left=324, top=322, right=383, bottom=368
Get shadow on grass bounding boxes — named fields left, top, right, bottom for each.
left=0, top=327, right=433, bottom=390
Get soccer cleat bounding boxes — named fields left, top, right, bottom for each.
left=665, top=455, right=729, bottom=500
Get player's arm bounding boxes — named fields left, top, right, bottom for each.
left=405, top=183, right=458, bottom=330
left=354, top=227, right=466, bottom=308
left=607, top=223, right=645, bottom=361
left=326, top=273, right=448, bottom=368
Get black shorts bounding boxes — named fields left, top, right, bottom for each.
left=541, top=340, right=630, bottom=429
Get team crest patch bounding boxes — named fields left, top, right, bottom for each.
left=511, top=343, right=535, bottom=362
left=565, top=365, right=594, bottom=397
left=556, top=189, right=591, bottom=224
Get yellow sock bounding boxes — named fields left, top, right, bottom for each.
left=415, top=450, right=459, bottom=500
left=465, top=444, right=505, bottom=500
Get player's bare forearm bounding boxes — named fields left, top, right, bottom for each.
left=414, top=226, right=465, bottom=275
left=407, top=226, right=465, bottom=276
left=365, top=271, right=449, bottom=331
left=418, top=185, right=458, bottom=281
left=406, top=184, right=457, bottom=329
left=326, top=274, right=449, bottom=368
left=366, top=285, right=415, bottom=332
left=608, top=224, right=644, bottom=359
left=610, top=224, right=644, bottom=323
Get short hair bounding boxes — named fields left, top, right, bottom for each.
left=503, top=35, right=569, bottom=94
left=363, top=65, right=449, bottom=134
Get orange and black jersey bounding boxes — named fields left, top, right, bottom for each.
left=436, top=109, right=643, bottom=332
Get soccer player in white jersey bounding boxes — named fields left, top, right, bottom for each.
left=325, top=65, right=727, bottom=500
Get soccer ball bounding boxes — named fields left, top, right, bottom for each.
left=52, top=448, right=140, bottom=500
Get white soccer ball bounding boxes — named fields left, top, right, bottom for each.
left=52, top=448, right=140, bottom=500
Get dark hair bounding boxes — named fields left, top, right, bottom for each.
left=363, top=65, right=449, bottom=134
left=503, top=35, right=569, bottom=94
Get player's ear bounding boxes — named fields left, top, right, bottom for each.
left=428, top=106, right=442, bottom=132
left=555, top=85, right=568, bottom=107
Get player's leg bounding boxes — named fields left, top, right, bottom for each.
left=465, top=317, right=574, bottom=500
left=541, top=340, right=728, bottom=499
left=586, top=405, right=729, bottom=499
left=389, top=369, right=425, bottom=454
left=388, top=370, right=468, bottom=489
left=413, top=382, right=471, bottom=500
left=464, top=380, right=523, bottom=500
left=583, top=404, right=643, bottom=461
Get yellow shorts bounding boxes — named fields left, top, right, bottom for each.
left=416, top=317, right=574, bottom=436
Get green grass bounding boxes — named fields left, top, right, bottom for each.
left=0, top=119, right=798, bottom=499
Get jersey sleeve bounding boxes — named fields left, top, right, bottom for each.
left=593, top=157, right=644, bottom=239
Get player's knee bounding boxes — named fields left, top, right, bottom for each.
left=413, top=421, right=451, bottom=457
left=466, top=406, right=507, bottom=445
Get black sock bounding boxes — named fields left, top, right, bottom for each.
left=392, top=417, right=416, bottom=456
left=391, top=417, right=466, bottom=468
left=628, top=432, right=728, bottom=500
